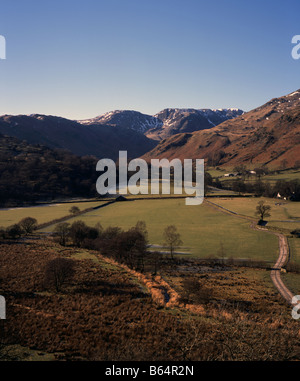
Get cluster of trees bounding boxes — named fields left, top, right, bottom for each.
left=94, top=223, right=149, bottom=272
left=53, top=220, right=183, bottom=273
left=0, top=134, right=99, bottom=207
left=212, top=164, right=300, bottom=200
left=0, top=217, right=37, bottom=239
left=233, top=164, right=270, bottom=179
left=223, top=178, right=300, bottom=200
left=53, top=220, right=103, bottom=247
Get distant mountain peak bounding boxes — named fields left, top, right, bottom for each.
left=77, top=107, right=243, bottom=141
left=78, top=110, right=163, bottom=133
left=0, top=105, right=244, bottom=161
left=148, top=108, right=244, bottom=140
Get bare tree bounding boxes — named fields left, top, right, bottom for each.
left=217, top=241, right=226, bottom=264
left=255, top=200, right=271, bottom=221
left=135, top=220, right=148, bottom=243
left=45, top=257, right=75, bottom=292
left=53, top=222, right=70, bottom=246
left=150, top=251, right=161, bottom=275
left=163, top=225, right=183, bottom=260
left=94, top=222, right=103, bottom=235
left=69, top=220, right=88, bottom=247
left=18, top=217, right=37, bottom=234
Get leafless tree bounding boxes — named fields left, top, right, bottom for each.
left=53, top=222, right=70, bottom=246
left=45, top=257, right=75, bottom=292
left=163, top=225, right=183, bottom=260
left=255, top=200, right=271, bottom=221
left=19, top=217, right=37, bottom=234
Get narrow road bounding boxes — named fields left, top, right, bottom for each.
left=205, top=199, right=296, bottom=305
left=270, top=234, right=294, bottom=304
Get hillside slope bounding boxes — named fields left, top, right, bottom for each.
left=142, top=90, right=300, bottom=169
left=0, top=107, right=243, bottom=161
left=146, top=108, right=243, bottom=141
left=0, top=133, right=99, bottom=206
left=0, top=114, right=156, bottom=160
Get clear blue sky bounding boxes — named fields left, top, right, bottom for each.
left=0, top=0, right=299, bottom=119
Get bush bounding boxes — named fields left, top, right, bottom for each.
left=69, top=206, right=80, bottom=215
left=6, top=224, right=23, bottom=239
left=286, top=261, right=300, bottom=274
left=291, top=229, right=300, bottom=238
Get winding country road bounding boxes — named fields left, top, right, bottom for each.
left=270, top=234, right=294, bottom=304
left=205, top=199, right=297, bottom=306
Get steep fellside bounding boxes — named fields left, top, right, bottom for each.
left=142, top=90, right=300, bottom=169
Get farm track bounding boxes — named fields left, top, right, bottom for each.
left=204, top=199, right=297, bottom=306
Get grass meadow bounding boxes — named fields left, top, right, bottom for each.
left=0, top=201, right=106, bottom=228
left=209, top=197, right=300, bottom=265
left=40, top=198, right=278, bottom=262
left=289, top=238, right=300, bottom=266
left=210, top=197, right=300, bottom=227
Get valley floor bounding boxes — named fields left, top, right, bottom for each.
left=1, top=195, right=300, bottom=360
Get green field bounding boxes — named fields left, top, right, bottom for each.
left=0, top=201, right=106, bottom=228
left=210, top=197, right=300, bottom=229
left=289, top=238, right=300, bottom=265
left=206, top=167, right=234, bottom=178
left=41, top=198, right=278, bottom=262
left=209, top=197, right=300, bottom=265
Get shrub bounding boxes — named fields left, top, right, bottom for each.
left=6, top=224, right=23, bottom=239
left=69, top=206, right=80, bottom=215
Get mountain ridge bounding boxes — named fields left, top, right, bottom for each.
left=0, top=114, right=156, bottom=160
left=77, top=108, right=243, bottom=141
left=141, top=89, right=300, bottom=169
left=0, top=107, right=243, bottom=160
